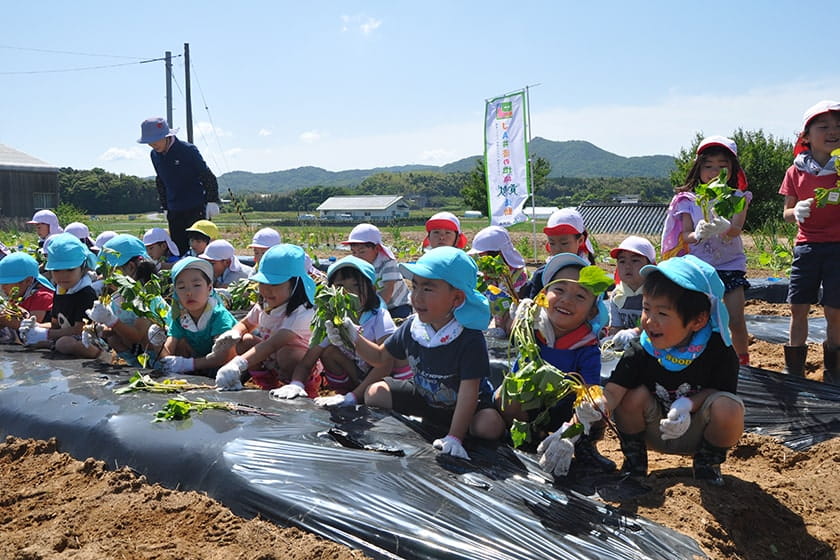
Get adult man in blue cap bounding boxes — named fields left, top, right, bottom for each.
left=138, top=117, right=221, bottom=257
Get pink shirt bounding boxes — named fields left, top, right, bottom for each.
left=779, top=166, right=840, bottom=244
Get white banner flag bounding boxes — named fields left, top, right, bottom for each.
left=484, top=91, right=530, bottom=226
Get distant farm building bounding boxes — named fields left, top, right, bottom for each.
left=316, top=195, right=410, bottom=222
left=0, top=144, right=60, bottom=218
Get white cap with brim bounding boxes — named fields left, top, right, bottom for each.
left=27, top=209, right=63, bottom=236
left=143, top=228, right=180, bottom=257
left=399, top=246, right=490, bottom=330
left=467, top=225, right=526, bottom=269
left=199, top=240, right=244, bottom=272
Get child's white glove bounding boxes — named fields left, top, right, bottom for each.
left=147, top=324, right=168, bottom=347
left=314, top=392, right=357, bottom=408
left=159, top=356, right=195, bottom=374
left=533, top=307, right=555, bottom=347
left=659, top=396, right=693, bottom=440
left=537, top=423, right=578, bottom=476
left=269, top=380, right=307, bottom=400
left=19, top=317, right=48, bottom=345
left=211, top=329, right=241, bottom=355
left=325, top=318, right=359, bottom=351
left=205, top=202, right=221, bottom=219
left=611, top=328, right=638, bottom=349
left=215, top=356, right=248, bottom=391
left=85, top=301, right=118, bottom=327
left=794, top=198, right=813, bottom=223
left=693, top=216, right=731, bottom=241
left=509, top=298, right=531, bottom=321
left=575, top=396, right=608, bottom=435
left=432, top=434, right=470, bottom=460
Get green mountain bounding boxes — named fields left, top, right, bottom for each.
left=219, top=138, right=675, bottom=194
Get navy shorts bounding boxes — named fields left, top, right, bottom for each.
left=384, top=378, right=494, bottom=431
left=788, top=242, right=840, bottom=308
left=716, top=270, right=750, bottom=294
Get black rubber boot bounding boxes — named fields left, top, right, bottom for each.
left=617, top=431, right=648, bottom=478
left=573, top=422, right=617, bottom=473
left=823, top=342, right=840, bottom=385
left=693, top=439, right=728, bottom=486
left=783, top=345, right=807, bottom=377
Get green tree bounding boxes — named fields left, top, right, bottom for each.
left=670, top=129, right=793, bottom=230
left=462, top=156, right=551, bottom=214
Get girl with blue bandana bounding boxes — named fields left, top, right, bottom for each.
left=572, top=255, right=744, bottom=487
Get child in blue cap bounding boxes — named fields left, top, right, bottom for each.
left=18, top=233, right=98, bottom=352
left=158, top=257, right=238, bottom=375
left=566, top=254, right=743, bottom=486
left=328, top=246, right=506, bottom=460
left=272, top=256, right=410, bottom=406
left=213, top=244, right=318, bottom=392
left=82, top=235, right=170, bottom=366
left=0, top=252, right=55, bottom=342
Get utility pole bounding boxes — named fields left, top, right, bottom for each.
left=165, top=51, right=173, bottom=128
left=184, top=43, right=193, bottom=143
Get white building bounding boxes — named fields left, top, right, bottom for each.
left=316, top=195, right=410, bottom=221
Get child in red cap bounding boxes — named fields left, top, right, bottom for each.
left=423, top=212, right=468, bottom=250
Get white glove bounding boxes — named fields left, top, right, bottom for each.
left=325, top=318, right=359, bottom=351
left=91, top=279, right=106, bottom=296
left=211, top=329, right=241, bottom=355
left=659, top=396, right=693, bottom=440
left=215, top=356, right=248, bottom=391
left=269, top=380, right=307, bottom=400
left=575, top=396, right=608, bottom=435
left=147, top=324, right=168, bottom=347
left=314, top=392, right=357, bottom=408
left=537, top=423, right=579, bottom=476
left=533, top=307, right=555, bottom=347
left=611, top=328, right=638, bottom=349
left=693, top=216, right=731, bottom=241
left=159, top=355, right=195, bottom=374
left=509, top=298, right=531, bottom=321
left=794, top=198, right=813, bottom=223
left=86, top=301, right=118, bottom=327
left=432, top=434, right=471, bottom=460
left=19, top=317, right=48, bottom=345
left=205, top=202, right=221, bottom=219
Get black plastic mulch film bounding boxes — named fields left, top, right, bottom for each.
left=0, top=303, right=837, bottom=559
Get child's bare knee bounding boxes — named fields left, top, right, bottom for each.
left=364, top=381, right=390, bottom=407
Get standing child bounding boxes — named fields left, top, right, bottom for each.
left=157, top=257, right=238, bottom=375
left=520, top=207, right=595, bottom=299
left=272, top=256, right=410, bottom=406
left=342, top=223, right=412, bottom=319
left=143, top=227, right=181, bottom=269
left=214, top=244, right=319, bottom=392
left=498, top=253, right=614, bottom=475
left=661, top=135, right=752, bottom=365
left=199, top=239, right=254, bottom=288
left=0, top=252, right=55, bottom=341
left=567, top=255, right=743, bottom=486
left=779, top=100, right=840, bottom=383
left=469, top=225, right=527, bottom=336
left=328, top=247, right=506, bottom=460
left=606, top=236, right=657, bottom=349
left=17, top=233, right=97, bottom=353
left=422, top=212, right=468, bottom=250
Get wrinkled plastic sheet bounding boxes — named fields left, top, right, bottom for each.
left=745, top=314, right=826, bottom=345
left=0, top=347, right=706, bottom=560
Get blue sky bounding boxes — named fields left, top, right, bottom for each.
left=2, top=1, right=839, bottom=180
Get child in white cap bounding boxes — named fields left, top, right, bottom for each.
left=469, top=225, right=527, bottom=335
left=342, top=223, right=412, bottom=319
left=199, top=239, right=253, bottom=288
left=422, top=212, right=468, bottom=250
left=606, top=236, right=657, bottom=349
left=143, top=227, right=181, bottom=269
left=26, top=209, right=63, bottom=248
left=780, top=100, right=840, bottom=383
left=93, top=231, right=118, bottom=253
left=326, top=247, right=506, bottom=460
left=662, top=135, right=752, bottom=366
left=248, top=227, right=282, bottom=266
left=520, top=207, right=594, bottom=299
left=64, top=222, right=96, bottom=251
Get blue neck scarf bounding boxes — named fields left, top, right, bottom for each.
left=640, top=323, right=712, bottom=372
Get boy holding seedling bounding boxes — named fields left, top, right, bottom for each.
left=328, top=246, right=506, bottom=460
left=569, top=255, right=743, bottom=486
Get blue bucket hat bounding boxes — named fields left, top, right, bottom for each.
left=0, top=252, right=54, bottom=291
left=102, top=234, right=149, bottom=267
left=138, top=117, right=179, bottom=144
left=250, top=244, right=315, bottom=304
left=640, top=254, right=731, bottom=347
left=327, top=255, right=377, bottom=288
left=44, top=233, right=98, bottom=271
left=399, top=246, right=490, bottom=330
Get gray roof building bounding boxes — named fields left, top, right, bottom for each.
left=577, top=202, right=667, bottom=236
left=0, top=144, right=60, bottom=217
left=316, top=195, right=409, bottom=221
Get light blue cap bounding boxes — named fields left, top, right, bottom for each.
left=641, top=254, right=731, bottom=346
left=0, top=252, right=54, bottom=291
left=102, top=234, right=149, bottom=267
left=44, top=233, right=97, bottom=271
left=250, top=244, right=315, bottom=304
left=327, top=255, right=377, bottom=288
left=399, top=246, right=490, bottom=330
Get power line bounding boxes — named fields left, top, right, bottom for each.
left=0, top=54, right=179, bottom=75
left=0, top=44, right=150, bottom=59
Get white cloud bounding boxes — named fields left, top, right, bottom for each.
left=99, top=146, right=146, bottom=161
left=299, top=130, right=323, bottom=144
left=258, top=128, right=272, bottom=137
left=341, top=14, right=382, bottom=35
left=194, top=121, right=231, bottom=138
